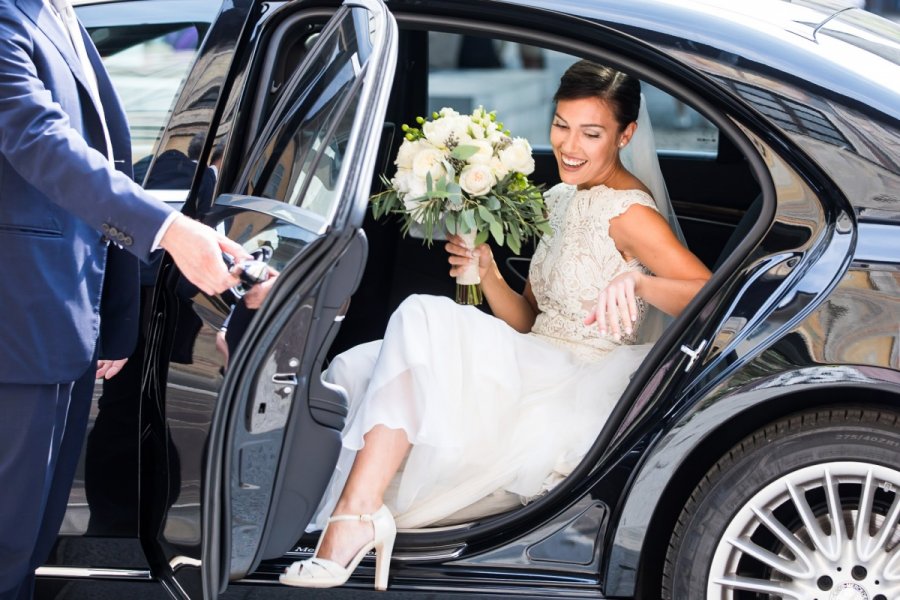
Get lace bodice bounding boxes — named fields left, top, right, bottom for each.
left=528, top=183, right=659, bottom=361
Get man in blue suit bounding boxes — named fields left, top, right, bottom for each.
left=0, top=0, right=249, bottom=597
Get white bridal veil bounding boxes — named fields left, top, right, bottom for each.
left=619, top=93, right=686, bottom=343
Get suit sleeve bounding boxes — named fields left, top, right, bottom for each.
left=0, top=20, right=174, bottom=262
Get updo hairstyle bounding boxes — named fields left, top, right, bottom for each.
left=553, top=60, right=641, bottom=131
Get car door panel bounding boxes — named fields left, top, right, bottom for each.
left=135, top=0, right=396, bottom=597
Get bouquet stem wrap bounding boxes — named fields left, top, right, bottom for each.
left=455, top=230, right=483, bottom=305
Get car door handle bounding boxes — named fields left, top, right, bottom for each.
left=272, top=373, right=298, bottom=386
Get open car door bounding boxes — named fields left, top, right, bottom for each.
left=153, top=1, right=399, bottom=596
left=201, top=1, right=396, bottom=595
left=202, top=0, right=397, bottom=598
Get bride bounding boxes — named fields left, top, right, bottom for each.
left=280, top=60, right=711, bottom=590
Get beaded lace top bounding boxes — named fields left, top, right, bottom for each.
left=528, top=183, right=658, bottom=361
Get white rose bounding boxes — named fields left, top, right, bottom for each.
left=489, top=156, right=509, bottom=180
left=465, top=139, right=494, bottom=165
left=438, top=107, right=460, bottom=119
left=411, top=146, right=448, bottom=182
left=459, top=164, right=496, bottom=197
left=499, top=137, right=535, bottom=175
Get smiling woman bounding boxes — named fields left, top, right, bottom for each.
left=275, top=59, right=710, bottom=592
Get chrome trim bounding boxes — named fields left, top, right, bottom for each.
left=391, top=546, right=466, bottom=562
left=35, top=566, right=152, bottom=580
left=170, top=555, right=202, bottom=571
left=284, top=544, right=466, bottom=563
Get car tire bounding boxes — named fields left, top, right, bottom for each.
left=661, top=406, right=900, bottom=600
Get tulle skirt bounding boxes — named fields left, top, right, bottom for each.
left=308, top=294, right=651, bottom=530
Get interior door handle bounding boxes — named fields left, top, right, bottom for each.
left=272, top=373, right=298, bottom=385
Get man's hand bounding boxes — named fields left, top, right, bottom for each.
left=96, top=358, right=127, bottom=380
left=159, top=214, right=248, bottom=295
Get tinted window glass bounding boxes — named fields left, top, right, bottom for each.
left=427, top=33, right=718, bottom=155
left=243, top=8, right=370, bottom=228
left=86, top=23, right=206, bottom=165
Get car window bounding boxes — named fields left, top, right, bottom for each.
left=427, top=32, right=719, bottom=155
left=241, top=9, right=372, bottom=230
left=77, top=7, right=211, bottom=175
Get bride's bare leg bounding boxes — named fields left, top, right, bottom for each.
left=314, top=424, right=410, bottom=566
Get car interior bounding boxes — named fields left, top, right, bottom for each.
left=324, top=28, right=763, bottom=361
left=213, top=8, right=766, bottom=542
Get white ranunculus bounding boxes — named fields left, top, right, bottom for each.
left=459, top=164, right=496, bottom=197
left=411, top=146, right=448, bottom=182
left=499, top=137, right=535, bottom=175
left=401, top=176, right=428, bottom=223
left=395, top=139, right=423, bottom=170
left=405, top=174, right=428, bottom=200
left=465, top=139, right=494, bottom=165
left=392, top=168, right=413, bottom=194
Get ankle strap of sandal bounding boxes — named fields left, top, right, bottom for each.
left=328, top=513, right=375, bottom=523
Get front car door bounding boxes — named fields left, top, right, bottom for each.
left=139, top=1, right=397, bottom=597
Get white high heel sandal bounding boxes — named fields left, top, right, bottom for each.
left=279, top=505, right=396, bottom=591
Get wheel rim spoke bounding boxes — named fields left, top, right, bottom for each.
left=884, top=543, right=900, bottom=581
left=708, top=461, right=900, bottom=599
left=726, top=534, right=811, bottom=578
left=750, top=504, right=815, bottom=571
left=855, top=468, right=877, bottom=561
left=711, top=574, right=804, bottom=599
left=787, top=478, right=840, bottom=561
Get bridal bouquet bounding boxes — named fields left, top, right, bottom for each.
left=371, top=107, right=552, bottom=304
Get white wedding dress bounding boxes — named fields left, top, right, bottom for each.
left=308, top=182, right=661, bottom=531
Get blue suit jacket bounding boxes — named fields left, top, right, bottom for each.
left=0, top=0, right=175, bottom=384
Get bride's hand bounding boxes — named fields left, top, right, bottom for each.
left=446, top=234, right=493, bottom=280
left=584, top=271, right=644, bottom=339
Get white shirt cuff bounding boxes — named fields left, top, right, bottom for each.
left=151, top=211, right=181, bottom=252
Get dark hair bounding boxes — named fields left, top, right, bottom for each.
left=553, top=60, right=641, bottom=130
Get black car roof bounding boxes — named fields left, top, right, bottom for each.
left=495, top=0, right=900, bottom=120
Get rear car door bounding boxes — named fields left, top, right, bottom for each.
left=139, top=1, right=397, bottom=597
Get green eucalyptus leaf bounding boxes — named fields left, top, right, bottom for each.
left=476, top=205, right=497, bottom=225
left=475, top=228, right=490, bottom=246
left=489, top=219, right=504, bottom=245
left=462, top=209, right=476, bottom=232
left=445, top=211, right=458, bottom=235
left=508, top=231, right=521, bottom=255
left=450, top=145, right=479, bottom=161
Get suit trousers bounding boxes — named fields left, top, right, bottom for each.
left=0, top=361, right=97, bottom=600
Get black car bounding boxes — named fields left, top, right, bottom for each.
left=39, top=0, right=900, bottom=598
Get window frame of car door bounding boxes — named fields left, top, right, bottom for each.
left=188, top=0, right=398, bottom=596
